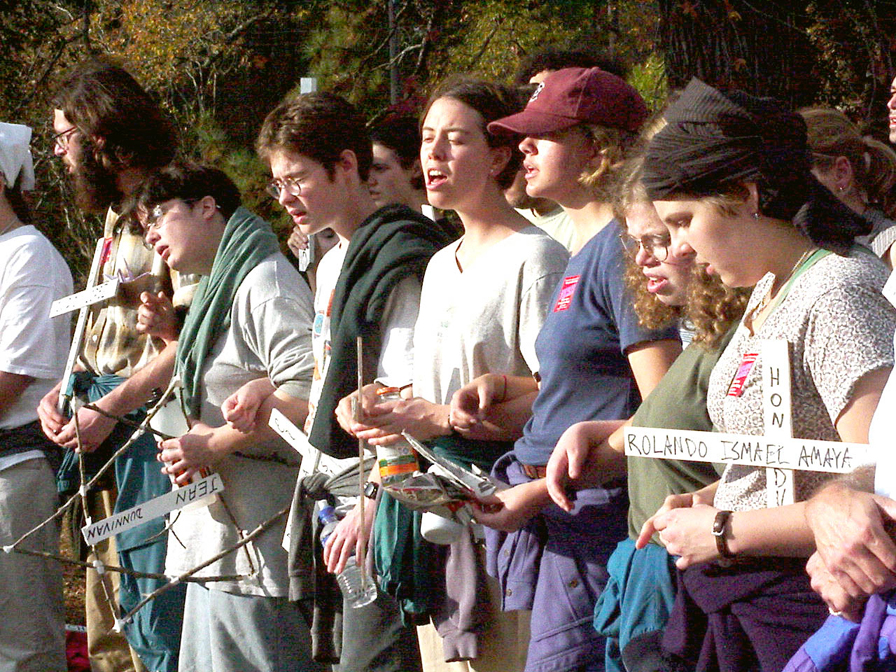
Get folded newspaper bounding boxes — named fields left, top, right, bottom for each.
left=383, top=432, right=503, bottom=521
left=267, top=409, right=502, bottom=522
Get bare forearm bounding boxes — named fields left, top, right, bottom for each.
left=212, top=388, right=309, bottom=454
left=98, top=341, right=177, bottom=416
left=727, top=502, right=815, bottom=558
left=464, top=390, right=537, bottom=441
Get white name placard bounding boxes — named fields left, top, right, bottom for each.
left=624, top=428, right=870, bottom=474
left=50, top=278, right=120, bottom=318
left=268, top=408, right=350, bottom=479
left=81, top=472, right=224, bottom=545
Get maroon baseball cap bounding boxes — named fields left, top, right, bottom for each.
left=488, top=67, right=648, bottom=136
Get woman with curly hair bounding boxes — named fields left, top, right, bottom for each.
left=544, top=156, right=749, bottom=672
left=629, top=79, right=894, bottom=672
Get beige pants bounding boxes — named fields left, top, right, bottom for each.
left=417, top=563, right=530, bottom=672
left=85, top=489, right=146, bottom=672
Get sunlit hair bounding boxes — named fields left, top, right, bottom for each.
left=577, top=124, right=640, bottom=203
left=421, top=76, right=523, bottom=189
left=801, top=107, right=896, bottom=216
left=257, top=91, right=373, bottom=182
left=51, top=56, right=177, bottom=172
left=685, top=266, right=750, bottom=348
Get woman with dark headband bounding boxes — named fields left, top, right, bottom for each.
left=634, top=78, right=896, bottom=671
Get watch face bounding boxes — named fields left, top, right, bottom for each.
left=364, top=481, right=379, bottom=499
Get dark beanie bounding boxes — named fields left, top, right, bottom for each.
left=643, top=78, right=869, bottom=254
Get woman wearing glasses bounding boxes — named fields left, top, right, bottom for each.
left=543, top=158, right=749, bottom=671
left=134, top=162, right=321, bottom=672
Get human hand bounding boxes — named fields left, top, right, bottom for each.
left=322, top=500, right=378, bottom=575
left=349, top=396, right=451, bottom=446
left=806, top=551, right=867, bottom=622
left=53, top=402, right=118, bottom=453
left=137, top=291, right=178, bottom=343
left=636, top=490, right=712, bottom=550
left=287, top=227, right=309, bottom=259
left=473, top=479, right=548, bottom=532
left=545, top=420, right=621, bottom=511
left=222, top=379, right=273, bottom=433
left=449, top=374, right=505, bottom=432
left=334, top=384, right=383, bottom=436
left=647, top=503, right=722, bottom=569
left=158, top=423, right=219, bottom=485
left=805, top=481, right=896, bottom=600
left=37, top=380, right=67, bottom=442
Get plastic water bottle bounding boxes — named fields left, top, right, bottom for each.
left=318, top=505, right=378, bottom=609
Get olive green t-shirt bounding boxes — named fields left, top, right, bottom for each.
left=626, top=326, right=737, bottom=541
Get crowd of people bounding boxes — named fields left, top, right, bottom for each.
left=3, top=44, right=896, bottom=672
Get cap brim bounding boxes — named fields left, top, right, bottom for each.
left=488, top=109, right=582, bottom=137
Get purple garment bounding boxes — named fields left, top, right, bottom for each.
left=486, top=453, right=628, bottom=672
left=783, top=589, right=896, bottom=671
left=662, top=558, right=829, bottom=672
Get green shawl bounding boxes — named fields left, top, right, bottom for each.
left=176, top=206, right=280, bottom=417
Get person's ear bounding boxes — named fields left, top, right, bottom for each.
left=489, top=146, right=512, bottom=180
left=196, top=195, right=219, bottom=221
left=744, top=182, right=760, bottom=214
left=832, top=156, right=855, bottom=192
left=337, top=149, right=359, bottom=177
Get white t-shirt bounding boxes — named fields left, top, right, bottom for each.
left=517, top=205, right=577, bottom=254
left=413, top=226, right=569, bottom=404
left=0, top=225, right=72, bottom=432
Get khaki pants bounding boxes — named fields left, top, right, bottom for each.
left=85, top=489, right=146, bottom=672
left=417, top=563, right=530, bottom=672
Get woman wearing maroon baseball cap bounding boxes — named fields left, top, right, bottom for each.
left=452, top=67, right=682, bottom=671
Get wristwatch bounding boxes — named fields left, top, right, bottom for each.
left=363, top=481, right=380, bottom=500
left=712, top=509, right=735, bottom=559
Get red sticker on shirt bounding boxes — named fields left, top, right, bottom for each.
left=100, top=236, right=114, bottom=266
left=727, top=352, right=758, bottom=397
left=553, top=275, right=580, bottom=312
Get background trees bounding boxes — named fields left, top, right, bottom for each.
left=2, top=0, right=895, bottom=280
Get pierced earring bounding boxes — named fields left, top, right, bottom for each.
left=752, top=212, right=760, bottom=220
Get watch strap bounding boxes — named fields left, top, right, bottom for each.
left=712, top=509, right=735, bottom=559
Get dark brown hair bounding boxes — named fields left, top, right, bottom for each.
left=257, top=91, right=373, bottom=182
left=51, top=56, right=177, bottom=171
left=422, top=77, right=523, bottom=189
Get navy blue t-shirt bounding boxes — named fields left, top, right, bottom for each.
left=514, top=220, right=680, bottom=465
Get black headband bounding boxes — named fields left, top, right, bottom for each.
left=643, top=79, right=869, bottom=254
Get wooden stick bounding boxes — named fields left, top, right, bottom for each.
left=356, top=336, right=368, bottom=588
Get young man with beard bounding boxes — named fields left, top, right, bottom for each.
left=36, top=58, right=187, bottom=672
left=251, top=91, right=456, bottom=672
